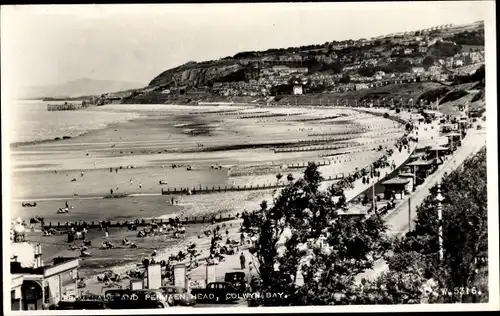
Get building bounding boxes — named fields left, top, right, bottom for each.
left=10, top=220, right=80, bottom=310
left=404, top=48, right=414, bottom=55
left=412, top=67, right=425, bottom=74
left=355, top=83, right=369, bottom=90
left=293, top=84, right=303, bottom=95
left=454, top=59, right=464, bottom=67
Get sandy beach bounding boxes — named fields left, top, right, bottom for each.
left=9, top=104, right=408, bottom=284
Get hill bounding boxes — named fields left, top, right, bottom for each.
left=19, top=78, right=145, bottom=99
left=123, top=21, right=484, bottom=105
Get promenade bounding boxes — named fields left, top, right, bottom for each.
left=356, top=127, right=486, bottom=282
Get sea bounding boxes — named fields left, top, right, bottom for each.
left=7, top=100, right=143, bottom=144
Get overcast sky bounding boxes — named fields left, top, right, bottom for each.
left=1, top=2, right=492, bottom=88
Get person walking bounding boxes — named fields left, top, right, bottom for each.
left=240, top=252, right=246, bottom=270
left=105, top=227, right=109, bottom=238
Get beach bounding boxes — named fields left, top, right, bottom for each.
left=9, top=104, right=407, bottom=285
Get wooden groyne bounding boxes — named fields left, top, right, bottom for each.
left=47, top=103, right=91, bottom=111
left=287, top=160, right=331, bottom=169
left=41, top=213, right=239, bottom=231
left=160, top=173, right=346, bottom=195
left=274, top=143, right=354, bottom=153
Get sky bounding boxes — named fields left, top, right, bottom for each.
left=1, top=2, right=493, bottom=89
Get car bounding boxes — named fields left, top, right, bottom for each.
left=224, top=271, right=247, bottom=293
left=160, top=286, right=196, bottom=306
left=104, top=289, right=169, bottom=309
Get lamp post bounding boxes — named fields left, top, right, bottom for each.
left=435, top=183, right=445, bottom=262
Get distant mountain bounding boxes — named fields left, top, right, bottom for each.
left=19, top=78, right=145, bottom=99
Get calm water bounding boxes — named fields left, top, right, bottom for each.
left=8, top=100, right=142, bottom=144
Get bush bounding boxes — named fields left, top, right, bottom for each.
left=395, top=108, right=401, bottom=113
left=383, top=113, right=389, bottom=119
left=440, top=90, right=469, bottom=104
left=417, top=87, right=450, bottom=104
left=477, top=125, right=482, bottom=130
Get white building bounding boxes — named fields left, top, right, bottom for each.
left=412, top=67, right=425, bottom=74
left=293, top=85, right=303, bottom=95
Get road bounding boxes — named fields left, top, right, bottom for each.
left=356, top=129, right=486, bottom=281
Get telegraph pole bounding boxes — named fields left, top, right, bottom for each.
left=436, top=183, right=445, bottom=262
left=408, top=195, right=411, bottom=231
left=372, top=181, right=376, bottom=212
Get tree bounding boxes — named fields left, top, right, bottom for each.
left=339, top=74, right=351, bottom=84
left=423, top=56, right=435, bottom=68
left=242, top=163, right=390, bottom=306
left=287, top=173, right=295, bottom=182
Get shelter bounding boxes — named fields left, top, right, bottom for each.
left=382, top=177, right=411, bottom=200
left=426, top=145, right=450, bottom=164
left=405, top=159, right=436, bottom=184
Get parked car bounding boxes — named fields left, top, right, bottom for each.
left=224, top=271, right=247, bottom=293
left=190, top=282, right=240, bottom=303
left=104, top=289, right=169, bottom=309
left=160, top=286, right=196, bottom=306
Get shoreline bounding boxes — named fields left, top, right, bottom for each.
left=9, top=107, right=146, bottom=148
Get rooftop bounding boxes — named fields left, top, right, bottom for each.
left=382, top=177, right=411, bottom=185
left=406, top=159, right=435, bottom=166
left=427, top=145, right=449, bottom=151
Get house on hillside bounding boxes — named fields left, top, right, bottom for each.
left=418, top=46, right=428, bottom=53
left=404, top=48, right=414, bottom=55
left=293, top=84, right=303, bottom=95
left=355, top=83, right=369, bottom=90
left=454, top=59, right=464, bottom=67
left=412, top=67, right=425, bottom=75
left=373, top=71, right=385, bottom=81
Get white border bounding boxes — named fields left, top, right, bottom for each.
left=2, top=2, right=498, bottom=314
